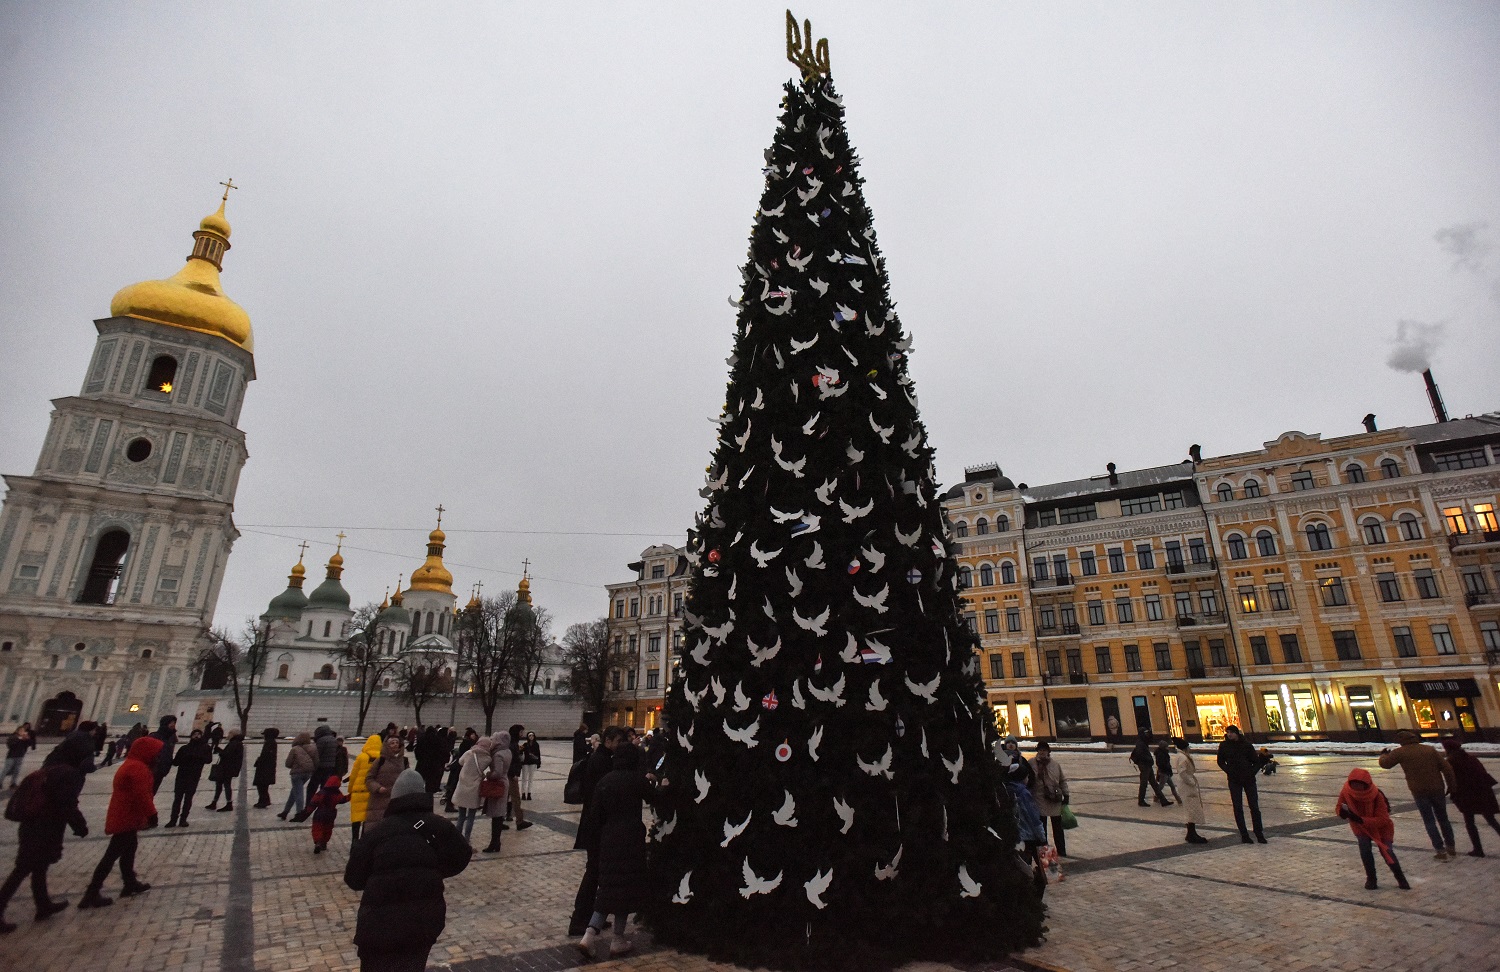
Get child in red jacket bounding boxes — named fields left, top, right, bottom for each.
left=79, top=736, right=161, bottom=909
left=1337, top=767, right=1410, bottom=891
left=308, top=775, right=348, bottom=854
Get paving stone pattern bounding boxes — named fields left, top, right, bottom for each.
left=0, top=743, right=1494, bottom=972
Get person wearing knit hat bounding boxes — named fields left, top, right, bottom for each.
left=345, top=767, right=471, bottom=971
left=306, top=775, right=348, bottom=855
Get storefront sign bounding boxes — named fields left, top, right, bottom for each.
left=1403, top=678, right=1480, bottom=699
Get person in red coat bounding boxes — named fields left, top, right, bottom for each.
left=1441, top=738, right=1500, bottom=857
left=78, top=736, right=161, bottom=909
left=1336, top=767, right=1409, bottom=890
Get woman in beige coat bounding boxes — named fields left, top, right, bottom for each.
left=1027, top=741, right=1072, bottom=857
left=361, top=736, right=408, bottom=829
left=1170, top=738, right=1209, bottom=844
left=478, top=731, right=512, bottom=854
left=452, top=735, right=495, bottom=844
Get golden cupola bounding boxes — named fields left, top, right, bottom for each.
left=408, top=520, right=454, bottom=595
left=110, top=189, right=254, bottom=352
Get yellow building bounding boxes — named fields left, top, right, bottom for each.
left=948, top=413, right=1500, bottom=743
left=601, top=544, right=688, bottom=728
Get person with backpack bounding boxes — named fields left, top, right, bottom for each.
left=164, top=729, right=213, bottom=828
left=4, top=724, right=37, bottom=791
left=1131, top=731, right=1170, bottom=807
left=0, top=733, right=92, bottom=933
left=344, top=769, right=471, bottom=972
left=1154, top=737, right=1181, bottom=804
left=78, top=735, right=161, bottom=909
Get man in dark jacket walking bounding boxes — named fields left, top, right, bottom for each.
left=165, top=730, right=213, bottom=828
left=568, top=726, right=627, bottom=936
left=0, top=734, right=92, bottom=932
left=1216, top=725, right=1267, bottom=843
left=344, top=769, right=471, bottom=972
left=1130, top=731, right=1170, bottom=807
left=148, top=715, right=178, bottom=794
left=313, top=725, right=339, bottom=795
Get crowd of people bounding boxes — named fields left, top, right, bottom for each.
left=4, top=715, right=1496, bottom=966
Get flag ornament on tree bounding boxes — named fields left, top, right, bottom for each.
left=644, top=12, right=1045, bottom=969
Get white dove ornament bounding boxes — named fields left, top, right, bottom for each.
left=672, top=871, right=694, bottom=904
left=772, top=791, right=798, bottom=827
left=805, top=868, right=833, bottom=909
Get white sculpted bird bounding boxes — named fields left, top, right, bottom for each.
left=710, top=677, right=728, bottom=708
left=727, top=573, right=738, bottom=601
left=750, top=387, right=765, bottom=410
left=793, top=604, right=830, bottom=637
left=771, top=227, right=789, bottom=244
left=905, top=672, right=941, bottom=703
left=901, top=429, right=923, bottom=457
left=792, top=679, right=808, bottom=710
left=814, top=478, right=837, bottom=505
left=770, top=505, right=803, bottom=523
left=849, top=280, right=863, bottom=293
left=807, top=673, right=846, bottom=707
left=865, top=679, right=887, bottom=712
left=705, top=466, right=728, bottom=491
left=840, top=632, right=860, bottom=664
left=874, top=845, right=903, bottom=881
left=804, top=541, right=826, bottom=570
left=740, top=859, right=783, bottom=898
left=868, top=415, right=893, bottom=444
left=958, top=864, right=982, bottom=898
left=839, top=497, right=874, bottom=523
left=796, top=513, right=822, bottom=536
left=683, top=678, right=708, bottom=710
left=761, top=200, right=785, bottom=217
left=894, top=525, right=920, bottom=547
left=805, top=868, right=832, bottom=909
left=941, top=747, right=964, bottom=785
left=767, top=295, right=793, bottom=316
left=817, top=124, right=835, bottom=158
left=748, top=634, right=781, bottom=668
left=676, top=723, right=694, bottom=753
left=749, top=540, right=781, bottom=568
left=833, top=797, right=854, bottom=834
left=733, top=422, right=752, bottom=452
left=853, top=583, right=890, bottom=614
left=720, top=811, right=752, bottom=847
left=789, top=333, right=819, bottom=354
left=801, top=411, right=820, bottom=436
left=808, top=724, right=824, bottom=760
left=732, top=682, right=751, bottom=712
left=846, top=444, right=864, bottom=464
left=762, top=595, right=776, bottom=619
left=819, top=378, right=849, bottom=400
left=694, top=770, right=711, bottom=804
left=784, top=567, right=803, bottom=598
left=862, top=636, right=892, bottom=664
left=701, top=615, right=734, bottom=641
left=858, top=744, right=894, bottom=779
left=772, top=791, right=798, bottom=827
left=658, top=812, right=677, bottom=838
left=724, top=716, right=760, bottom=748
left=672, top=871, right=693, bottom=904
left=689, top=637, right=711, bottom=666
left=787, top=244, right=815, bottom=268
left=865, top=315, right=886, bottom=338
left=860, top=544, right=886, bottom=573
left=809, top=277, right=829, bottom=297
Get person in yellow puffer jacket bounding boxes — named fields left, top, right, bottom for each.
left=348, top=735, right=383, bottom=840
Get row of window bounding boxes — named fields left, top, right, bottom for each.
left=612, top=592, right=685, bottom=619
left=970, top=589, right=1225, bottom=634
left=952, top=515, right=1011, bottom=537
left=1214, top=460, right=1404, bottom=502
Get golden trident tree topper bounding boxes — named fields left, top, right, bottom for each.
left=786, top=10, right=830, bottom=81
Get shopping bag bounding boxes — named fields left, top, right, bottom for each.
left=1060, top=804, right=1079, bottom=830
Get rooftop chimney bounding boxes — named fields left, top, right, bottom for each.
left=1107, top=462, right=1119, bottom=486
left=1189, top=444, right=1202, bottom=463
left=1362, top=413, right=1377, bottom=433
left=1422, top=369, right=1449, bottom=423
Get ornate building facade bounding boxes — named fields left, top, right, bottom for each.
left=601, top=544, right=688, bottom=728
left=0, top=193, right=254, bottom=733
left=950, top=413, right=1500, bottom=742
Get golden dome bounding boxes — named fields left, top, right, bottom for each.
left=408, top=524, right=453, bottom=594
left=109, top=197, right=253, bottom=352
left=517, top=575, right=532, bottom=606
left=290, top=560, right=306, bottom=581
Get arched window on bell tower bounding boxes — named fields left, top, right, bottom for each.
left=78, top=529, right=130, bottom=605
left=144, top=355, right=178, bottom=395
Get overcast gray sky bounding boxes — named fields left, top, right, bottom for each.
left=2, top=3, right=1498, bottom=635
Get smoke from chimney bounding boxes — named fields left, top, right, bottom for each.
left=1422, top=369, right=1449, bottom=423
left=1387, top=320, right=1445, bottom=373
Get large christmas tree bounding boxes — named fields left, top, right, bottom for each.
left=642, top=27, right=1046, bottom=971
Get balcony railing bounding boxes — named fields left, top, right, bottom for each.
left=1176, top=612, right=1227, bottom=627
left=1466, top=591, right=1498, bottom=608
left=1037, top=622, right=1081, bottom=638
left=1068, top=671, right=1089, bottom=685
left=1165, top=558, right=1217, bottom=575
left=1449, top=530, right=1500, bottom=550
left=1030, top=575, right=1076, bottom=589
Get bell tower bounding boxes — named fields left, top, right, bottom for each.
left=0, top=188, right=255, bottom=732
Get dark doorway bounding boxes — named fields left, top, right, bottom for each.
left=37, top=691, right=83, bottom=735
left=78, top=529, right=130, bottom=604
left=1101, top=696, right=1123, bottom=743
left=1132, top=694, right=1152, bottom=734
left=1347, top=687, right=1382, bottom=742
left=1052, top=698, right=1092, bottom=738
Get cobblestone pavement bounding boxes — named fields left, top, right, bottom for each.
left=1, top=742, right=1495, bottom=972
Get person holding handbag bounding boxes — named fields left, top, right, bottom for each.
left=451, top=735, right=496, bottom=845
left=1027, top=741, right=1072, bottom=858
left=478, top=731, right=512, bottom=854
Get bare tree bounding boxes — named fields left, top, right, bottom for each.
left=395, top=660, right=453, bottom=727
left=190, top=619, right=272, bottom=736
left=559, top=618, right=612, bottom=720
left=334, top=603, right=406, bottom=735
left=510, top=606, right=554, bottom=695
left=457, top=591, right=551, bottom=733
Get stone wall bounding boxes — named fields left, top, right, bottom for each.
left=172, top=687, right=584, bottom=738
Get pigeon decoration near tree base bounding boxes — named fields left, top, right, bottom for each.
left=642, top=11, right=1046, bottom=971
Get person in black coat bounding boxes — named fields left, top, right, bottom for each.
left=1130, top=731, right=1170, bottom=807
left=149, top=715, right=179, bottom=794
left=313, top=725, right=339, bottom=783
left=576, top=744, right=653, bottom=959
left=207, top=732, right=244, bottom=812
left=0, top=733, right=91, bottom=932
left=165, top=731, right=213, bottom=827
left=252, top=728, right=279, bottom=808
left=344, top=769, right=472, bottom=972
left=1153, top=738, right=1181, bottom=804
left=413, top=727, right=446, bottom=794
left=568, top=726, right=628, bottom=936
left=572, top=723, right=590, bottom=763
left=1216, top=725, right=1267, bottom=843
